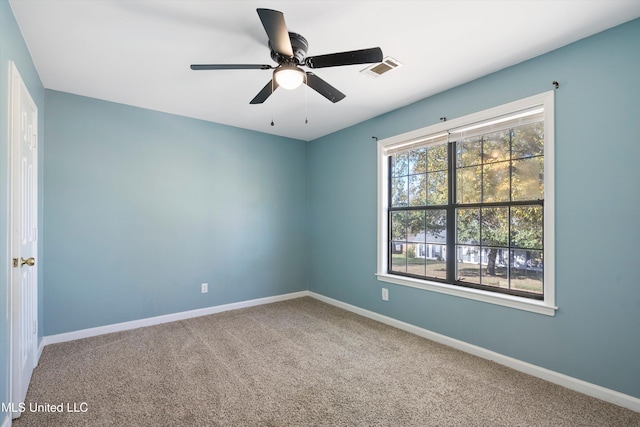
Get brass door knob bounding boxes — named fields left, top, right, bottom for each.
left=21, top=257, right=35, bottom=267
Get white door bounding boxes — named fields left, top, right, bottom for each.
left=9, top=61, right=38, bottom=419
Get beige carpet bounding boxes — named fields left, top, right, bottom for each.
left=13, top=297, right=640, bottom=426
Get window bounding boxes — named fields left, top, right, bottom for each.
left=377, top=92, right=555, bottom=315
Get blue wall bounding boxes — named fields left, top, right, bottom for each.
left=307, top=18, right=640, bottom=399
left=0, top=0, right=45, bottom=420
left=43, top=91, right=307, bottom=335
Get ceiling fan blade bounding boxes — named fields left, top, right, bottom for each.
left=257, top=8, right=293, bottom=58
left=304, top=72, right=345, bottom=103
left=250, top=79, right=279, bottom=104
left=305, top=47, right=383, bottom=69
left=190, top=64, right=273, bottom=71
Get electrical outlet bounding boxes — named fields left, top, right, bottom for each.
left=201, top=283, right=208, bottom=294
left=382, top=288, right=389, bottom=301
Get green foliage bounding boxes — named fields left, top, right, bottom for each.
left=407, top=244, right=416, bottom=259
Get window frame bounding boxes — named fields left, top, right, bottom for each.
left=376, top=92, right=556, bottom=316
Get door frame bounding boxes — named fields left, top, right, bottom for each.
left=8, top=60, right=39, bottom=420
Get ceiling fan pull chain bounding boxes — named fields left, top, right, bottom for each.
left=305, top=73, right=309, bottom=124
left=271, top=79, right=275, bottom=126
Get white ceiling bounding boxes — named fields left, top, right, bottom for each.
left=9, top=0, right=640, bottom=141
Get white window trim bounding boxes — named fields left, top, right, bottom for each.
left=376, top=91, right=556, bottom=316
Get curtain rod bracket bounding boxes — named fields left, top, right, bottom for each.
left=372, top=136, right=378, bottom=142
left=552, top=81, right=559, bottom=89
left=440, top=117, right=447, bottom=122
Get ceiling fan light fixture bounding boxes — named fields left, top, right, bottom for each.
left=274, top=65, right=305, bottom=90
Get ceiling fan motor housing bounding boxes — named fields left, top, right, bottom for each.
left=270, top=32, right=309, bottom=65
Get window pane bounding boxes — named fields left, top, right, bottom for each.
left=481, top=207, right=509, bottom=247
left=482, top=130, right=510, bottom=163
left=406, top=243, right=426, bottom=276
left=391, top=176, right=408, bottom=207
left=456, top=245, right=480, bottom=283
left=426, top=246, right=447, bottom=280
left=390, top=211, right=407, bottom=241
left=457, top=136, right=482, bottom=167
left=390, top=242, right=407, bottom=273
left=408, top=174, right=426, bottom=206
left=511, top=205, right=543, bottom=250
left=483, top=161, right=510, bottom=203
left=427, top=170, right=448, bottom=205
left=456, top=208, right=479, bottom=244
left=512, top=122, right=543, bottom=159
left=456, top=166, right=481, bottom=204
left=428, top=143, right=448, bottom=171
left=425, top=210, right=447, bottom=243
left=481, top=248, right=509, bottom=288
left=512, top=157, right=543, bottom=201
left=511, top=249, right=543, bottom=294
left=407, top=210, right=426, bottom=242
left=408, top=148, right=426, bottom=174
left=391, top=153, right=408, bottom=177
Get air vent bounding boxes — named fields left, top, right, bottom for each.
left=361, top=56, right=403, bottom=78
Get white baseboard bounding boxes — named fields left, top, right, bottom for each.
left=37, top=338, right=45, bottom=365
left=42, top=291, right=309, bottom=347
left=38, top=289, right=639, bottom=413
left=308, top=291, right=640, bottom=413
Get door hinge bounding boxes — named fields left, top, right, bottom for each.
left=33, top=320, right=37, bottom=334
left=13, top=258, right=19, bottom=268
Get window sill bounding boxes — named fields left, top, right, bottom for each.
left=376, top=273, right=557, bottom=316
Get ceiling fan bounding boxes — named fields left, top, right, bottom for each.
left=190, top=8, right=383, bottom=104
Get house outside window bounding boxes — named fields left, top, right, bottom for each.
left=377, top=92, right=555, bottom=315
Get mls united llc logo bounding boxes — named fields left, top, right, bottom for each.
left=2, top=401, right=88, bottom=413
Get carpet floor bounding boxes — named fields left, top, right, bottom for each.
left=13, top=297, right=640, bottom=426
